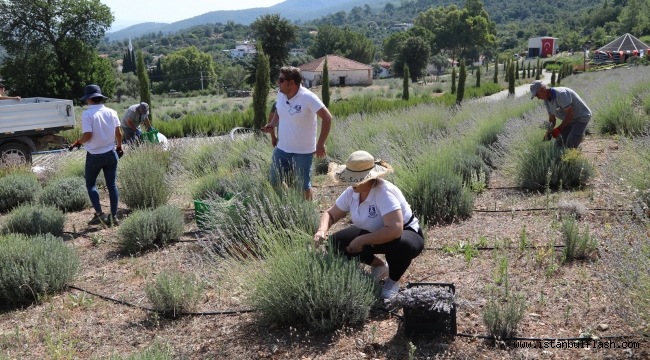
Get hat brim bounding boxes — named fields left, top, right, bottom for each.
left=80, top=93, right=108, bottom=101
left=329, top=160, right=393, bottom=185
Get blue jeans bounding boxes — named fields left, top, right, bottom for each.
left=85, top=150, right=119, bottom=217
left=269, top=148, right=314, bottom=191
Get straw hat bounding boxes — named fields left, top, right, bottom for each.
left=330, top=151, right=393, bottom=186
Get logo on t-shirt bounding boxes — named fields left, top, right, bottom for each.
left=368, top=205, right=378, bottom=218
left=288, top=105, right=302, bottom=115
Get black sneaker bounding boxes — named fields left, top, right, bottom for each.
left=88, top=213, right=106, bottom=225
left=106, top=214, right=120, bottom=227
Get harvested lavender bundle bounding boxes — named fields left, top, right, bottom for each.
left=384, top=286, right=455, bottom=313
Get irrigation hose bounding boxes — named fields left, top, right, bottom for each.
left=424, top=244, right=567, bottom=251
left=472, top=207, right=631, bottom=213
left=67, top=285, right=255, bottom=316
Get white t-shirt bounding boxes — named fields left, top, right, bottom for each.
left=276, top=86, right=325, bottom=154
left=81, top=104, right=120, bottom=154
left=335, top=178, right=420, bottom=233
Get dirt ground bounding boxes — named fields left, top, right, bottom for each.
left=1, top=136, right=649, bottom=360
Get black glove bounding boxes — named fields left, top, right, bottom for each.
left=68, top=141, right=82, bottom=151
left=116, top=146, right=124, bottom=159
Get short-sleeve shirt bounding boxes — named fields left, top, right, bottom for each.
left=335, top=178, right=419, bottom=233
left=544, top=87, right=592, bottom=124
left=121, top=104, right=148, bottom=128
left=276, top=86, right=325, bottom=154
left=82, top=105, right=120, bottom=154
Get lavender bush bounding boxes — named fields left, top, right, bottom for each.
left=384, top=286, right=455, bottom=313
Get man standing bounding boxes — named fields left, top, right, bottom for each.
left=262, top=66, right=332, bottom=200
left=70, top=85, right=122, bottom=226
left=121, top=102, right=153, bottom=143
left=0, top=83, right=21, bottom=101
left=531, top=80, right=592, bottom=149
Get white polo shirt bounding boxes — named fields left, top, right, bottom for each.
left=81, top=105, right=120, bottom=154
left=335, top=178, right=419, bottom=233
left=276, top=86, right=325, bottom=154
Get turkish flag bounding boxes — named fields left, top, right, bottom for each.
left=541, top=39, right=553, bottom=57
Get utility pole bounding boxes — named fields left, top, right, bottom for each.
left=199, top=71, right=204, bottom=91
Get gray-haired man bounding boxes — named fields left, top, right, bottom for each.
left=121, top=102, right=153, bottom=143
left=531, top=80, right=592, bottom=149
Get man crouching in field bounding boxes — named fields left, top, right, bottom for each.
left=531, top=80, right=592, bottom=149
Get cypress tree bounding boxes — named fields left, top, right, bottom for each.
left=402, top=64, right=410, bottom=100
left=136, top=50, right=152, bottom=121
left=252, top=43, right=271, bottom=129
left=493, top=61, right=498, bottom=84
left=535, top=58, right=541, bottom=80
left=515, top=60, right=519, bottom=80
left=508, top=61, right=515, bottom=95
left=450, top=67, right=456, bottom=94
left=131, top=51, right=137, bottom=74
left=551, top=70, right=556, bottom=86
left=476, top=65, right=481, bottom=88
left=527, top=62, right=531, bottom=78
left=456, top=60, right=466, bottom=105
left=322, top=57, right=330, bottom=107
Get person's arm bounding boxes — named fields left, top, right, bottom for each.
left=71, top=132, right=93, bottom=147
left=268, top=111, right=278, bottom=147
left=346, top=210, right=403, bottom=253
left=315, top=107, right=332, bottom=158
left=313, top=204, right=347, bottom=244
left=0, top=96, right=21, bottom=101
left=115, top=127, right=122, bottom=147
left=262, top=112, right=280, bottom=133
left=144, top=117, right=153, bottom=130
left=555, top=105, right=574, bottom=131
left=126, top=118, right=138, bottom=131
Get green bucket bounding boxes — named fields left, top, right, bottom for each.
left=193, top=194, right=235, bottom=230
left=141, top=129, right=159, bottom=144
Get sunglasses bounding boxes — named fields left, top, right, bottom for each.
left=278, top=77, right=290, bottom=83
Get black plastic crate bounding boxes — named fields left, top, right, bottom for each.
left=402, top=282, right=457, bottom=337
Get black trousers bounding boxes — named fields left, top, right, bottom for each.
left=330, top=226, right=424, bottom=281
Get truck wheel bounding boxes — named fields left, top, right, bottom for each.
left=0, top=143, right=32, bottom=166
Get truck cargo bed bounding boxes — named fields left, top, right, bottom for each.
left=0, top=97, right=75, bottom=134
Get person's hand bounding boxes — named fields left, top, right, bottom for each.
left=346, top=237, right=365, bottom=253
left=313, top=229, right=327, bottom=246
left=135, top=129, right=142, bottom=137
left=14, top=96, right=21, bottom=101
left=116, top=146, right=124, bottom=159
left=316, top=143, right=326, bottom=158
left=68, top=140, right=81, bottom=151
left=261, top=123, right=274, bottom=133
left=551, top=127, right=562, bottom=138
left=149, top=127, right=156, bottom=132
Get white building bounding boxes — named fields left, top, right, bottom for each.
left=230, top=41, right=256, bottom=58
left=298, top=54, right=373, bottom=88
left=390, top=23, right=414, bottom=31
left=528, top=37, right=559, bottom=58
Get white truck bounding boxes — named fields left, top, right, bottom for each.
left=0, top=97, right=75, bottom=164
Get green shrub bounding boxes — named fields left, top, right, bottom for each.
left=0, top=173, right=41, bottom=213
left=595, top=97, right=646, bottom=135
left=398, top=161, right=475, bottom=224
left=2, top=204, right=65, bottom=237
left=245, top=237, right=378, bottom=333
left=105, top=343, right=174, bottom=360
left=513, top=144, right=594, bottom=190
left=482, top=289, right=527, bottom=339
left=39, top=176, right=90, bottom=212
left=456, top=153, right=491, bottom=187
left=0, top=233, right=79, bottom=306
left=118, top=205, right=184, bottom=254
left=475, top=144, right=495, bottom=168
left=145, top=270, right=203, bottom=317
left=561, top=216, right=597, bottom=262
left=119, top=144, right=172, bottom=209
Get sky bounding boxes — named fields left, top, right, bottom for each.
left=102, top=0, right=285, bottom=31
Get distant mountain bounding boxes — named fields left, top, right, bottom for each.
left=106, top=0, right=393, bottom=41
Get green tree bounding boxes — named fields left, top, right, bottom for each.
left=402, top=64, right=410, bottom=101
left=451, top=67, right=457, bottom=94
left=507, top=61, right=515, bottom=95
left=249, top=14, right=297, bottom=83
left=493, top=60, right=499, bottom=84
left=114, top=68, right=139, bottom=103
left=476, top=65, right=481, bottom=87
left=535, top=57, right=541, bottom=80
left=527, top=62, right=531, bottom=78
left=0, top=0, right=114, bottom=103
left=515, top=60, right=519, bottom=80
left=163, top=46, right=216, bottom=92
left=308, top=25, right=375, bottom=64
left=221, top=65, right=248, bottom=90
left=322, top=57, right=330, bottom=107
left=551, top=70, right=556, bottom=87
left=382, top=31, right=410, bottom=61
left=136, top=50, right=152, bottom=120
left=392, top=37, right=431, bottom=82
left=252, top=43, right=270, bottom=129
left=456, top=60, right=466, bottom=104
